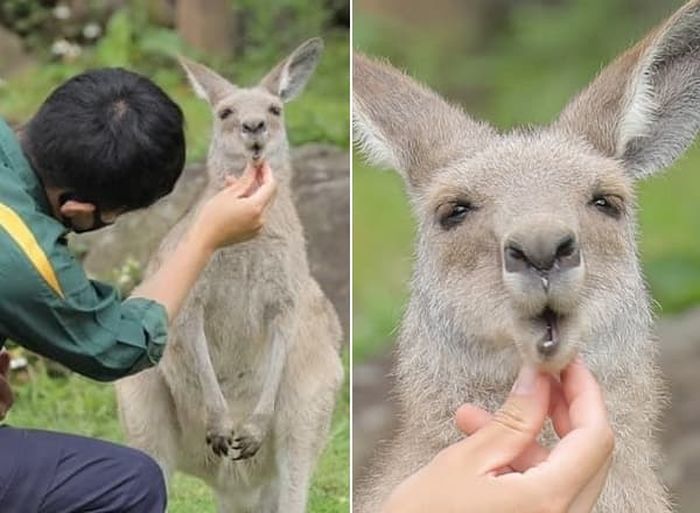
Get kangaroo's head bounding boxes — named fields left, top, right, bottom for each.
left=354, top=0, right=700, bottom=371
left=180, top=38, right=323, bottom=180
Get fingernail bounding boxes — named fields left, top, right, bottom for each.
left=512, top=365, right=538, bottom=396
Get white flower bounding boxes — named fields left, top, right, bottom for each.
left=83, top=23, right=102, bottom=40
left=51, top=39, right=82, bottom=60
left=53, top=4, right=71, bottom=20
left=51, top=39, right=72, bottom=56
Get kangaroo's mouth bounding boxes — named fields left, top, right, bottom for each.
left=250, top=142, right=264, bottom=162
left=535, top=307, right=562, bottom=358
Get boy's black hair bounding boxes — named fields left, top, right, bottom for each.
left=25, top=68, right=186, bottom=212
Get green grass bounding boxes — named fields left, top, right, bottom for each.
left=6, top=348, right=349, bottom=513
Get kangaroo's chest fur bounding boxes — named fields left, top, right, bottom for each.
left=166, top=186, right=306, bottom=406
left=193, top=208, right=306, bottom=409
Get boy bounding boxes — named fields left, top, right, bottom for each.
left=0, top=68, right=276, bottom=512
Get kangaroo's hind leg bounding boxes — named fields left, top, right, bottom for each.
left=215, top=485, right=278, bottom=513
left=276, top=349, right=342, bottom=513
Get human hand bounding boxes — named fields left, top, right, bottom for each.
left=194, top=161, right=277, bottom=252
left=0, top=351, right=14, bottom=421
left=382, top=358, right=614, bottom=513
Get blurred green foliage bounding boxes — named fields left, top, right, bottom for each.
left=235, top=0, right=330, bottom=60
left=354, top=0, right=700, bottom=362
left=0, top=2, right=349, bottom=162
left=1, top=0, right=54, bottom=41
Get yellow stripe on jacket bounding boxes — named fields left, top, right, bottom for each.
left=0, top=203, right=64, bottom=298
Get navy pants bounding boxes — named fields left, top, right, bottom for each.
left=0, top=426, right=166, bottom=513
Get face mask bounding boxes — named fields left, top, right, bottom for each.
left=58, top=192, right=113, bottom=233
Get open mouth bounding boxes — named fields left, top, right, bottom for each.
left=536, top=307, right=561, bottom=357
left=250, top=143, right=264, bottom=162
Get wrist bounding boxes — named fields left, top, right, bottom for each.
left=185, top=217, right=216, bottom=260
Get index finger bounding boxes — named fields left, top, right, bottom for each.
left=247, top=164, right=277, bottom=206
left=523, top=358, right=613, bottom=493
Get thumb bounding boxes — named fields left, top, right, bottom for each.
left=247, top=163, right=277, bottom=206
left=461, top=365, right=551, bottom=474
left=226, top=163, right=258, bottom=197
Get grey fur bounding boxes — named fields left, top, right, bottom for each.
left=115, top=39, right=343, bottom=513
left=352, top=2, right=700, bottom=512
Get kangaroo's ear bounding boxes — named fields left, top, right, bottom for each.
left=260, top=38, right=324, bottom=102
left=353, top=53, right=497, bottom=190
left=179, top=56, right=235, bottom=106
left=557, top=0, right=700, bottom=179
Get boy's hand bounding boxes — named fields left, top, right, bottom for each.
left=382, top=359, right=613, bottom=513
left=0, top=351, right=14, bottom=421
left=194, top=161, right=277, bottom=253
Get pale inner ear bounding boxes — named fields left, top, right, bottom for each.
left=258, top=39, right=323, bottom=101
left=183, top=67, right=210, bottom=101
left=352, top=104, right=401, bottom=173
left=616, top=64, right=656, bottom=157
left=278, top=58, right=315, bottom=101
left=178, top=57, right=234, bottom=106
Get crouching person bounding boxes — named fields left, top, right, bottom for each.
left=0, top=68, right=277, bottom=513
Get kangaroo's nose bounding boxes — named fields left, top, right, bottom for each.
left=242, top=119, right=266, bottom=134
left=504, top=228, right=581, bottom=274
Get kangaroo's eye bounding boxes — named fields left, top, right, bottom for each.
left=218, top=108, right=234, bottom=120
left=269, top=104, right=282, bottom=116
left=436, top=201, right=475, bottom=229
left=590, top=194, right=623, bottom=219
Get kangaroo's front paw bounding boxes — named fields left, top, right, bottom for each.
left=206, top=426, right=235, bottom=457
left=231, top=415, right=270, bottom=461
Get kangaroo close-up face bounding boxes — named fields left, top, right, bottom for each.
left=354, top=0, right=700, bottom=373
left=407, top=129, right=636, bottom=371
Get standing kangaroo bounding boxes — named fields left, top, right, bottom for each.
left=353, top=2, right=700, bottom=512
left=116, top=38, right=343, bottom=513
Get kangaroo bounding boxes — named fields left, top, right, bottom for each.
left=115, top=38, right=343, bottom=513
left=352, top=2, right=700, bottom=512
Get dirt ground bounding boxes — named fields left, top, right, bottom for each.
left=354, top=307, right=700, bottom=512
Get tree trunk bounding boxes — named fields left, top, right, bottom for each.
left=175, top=0, right=236, bottom=58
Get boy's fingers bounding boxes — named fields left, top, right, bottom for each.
left=257, top=161, right=273, bottom=186
left=456, top=403, right=550, bottom=472
left=459, top=366, right=551, bottom=474
left=548, top=376, right=572, bottom=438
left=527, top=359, right=613, bottom=494
left=560, top=358, right=609, bottom=428
left=568, top=458, right=612, bottom=513
left=455, top=404, right=491, bottom=433
left=248, top=166, right=277, bottom=206
left=225, top=163, right=258, bottom=196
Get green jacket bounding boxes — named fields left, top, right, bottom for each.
left=0, top=117, right=167, bottom=381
